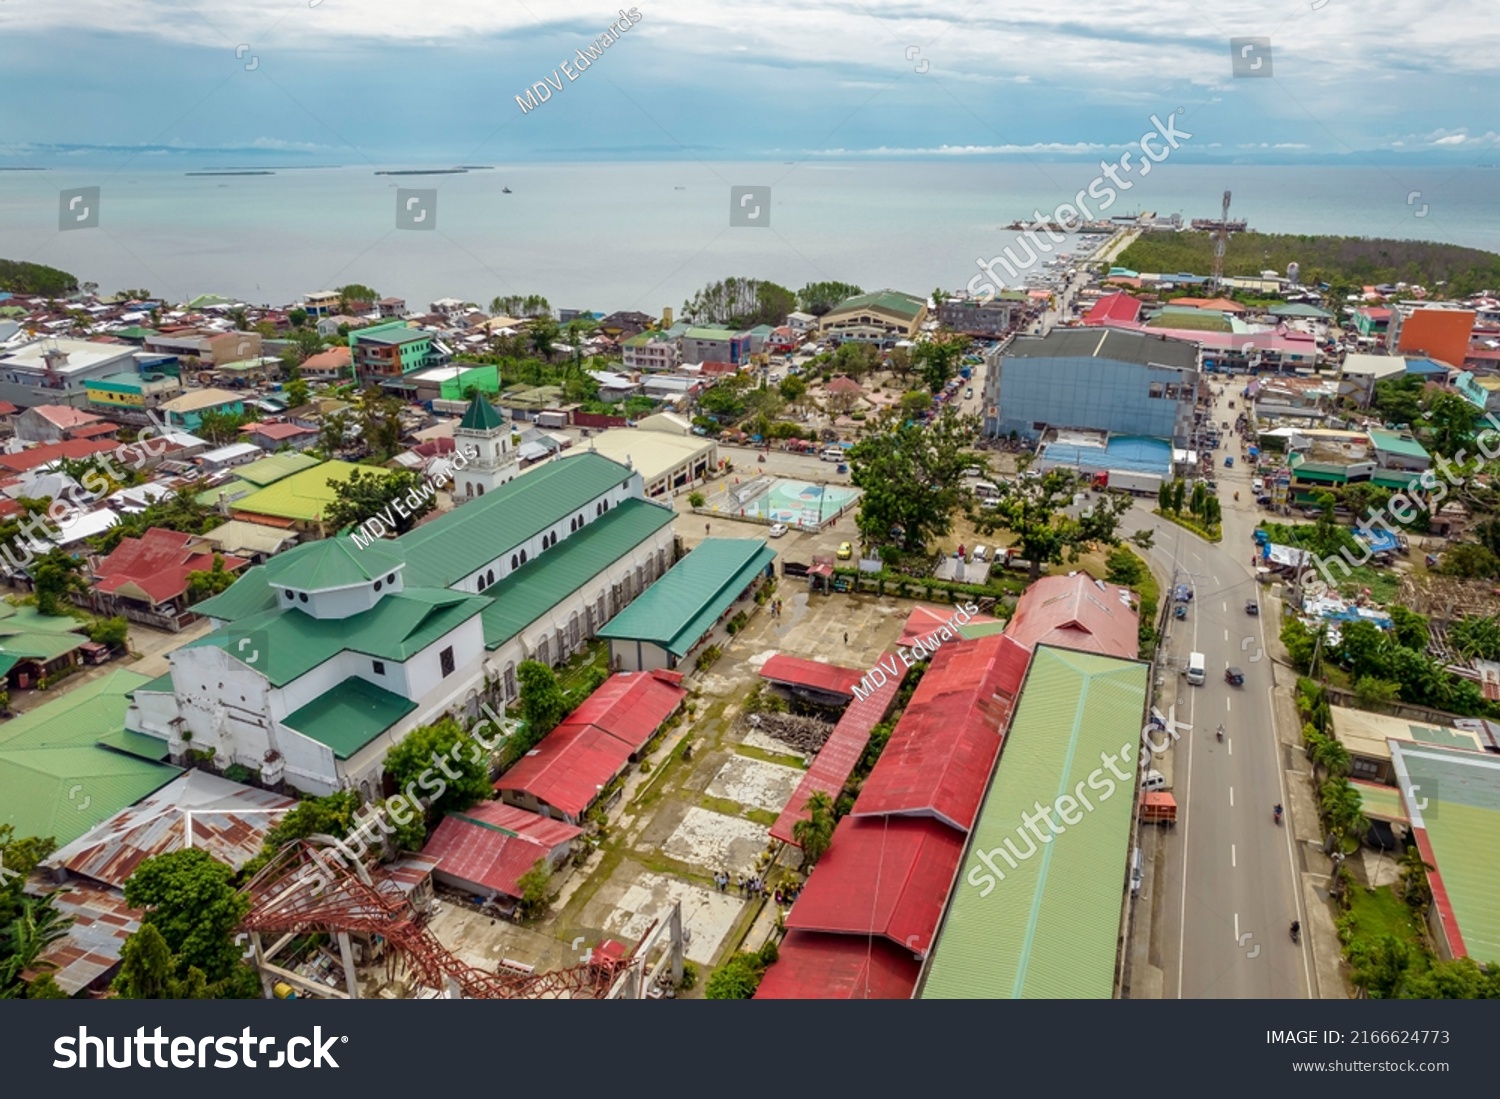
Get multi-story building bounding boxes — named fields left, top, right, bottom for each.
left=0, top=338, right=140, bottom=409
left=349, top=321, right=435, bottom=385
left=680, top=327, right=749, bottom=367
left=126, top=433, right=678, bottom=799
left=937, top=295, right=1025, bottom=337
left=84, top=371, right=183, bottom=414
left=303, top=291, right=341, bottom=318
left=983, top=328, right=1200, bottom=443
left=621, top=332, right=682, bottom=372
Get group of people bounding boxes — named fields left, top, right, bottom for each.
left=712, top=870, right=802, bottom=907
left=769, top=598, right=785, bottom=618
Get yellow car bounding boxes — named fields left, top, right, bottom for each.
left=836, top=541, right=853, bottom=560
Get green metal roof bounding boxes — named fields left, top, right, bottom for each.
left=265, top=535, right=405, bottom=591
left=684, top=326, right=739, bottom=340
left=195, top=479, right=256, bottom=507
left=233, top=459, right=388, bottom=522
left=597, top=539, right=775, bottom=657
left=1389, top=743, right=1500, bottom=965
left=95, top=728, right=173, bottom=762
left=922, top=645, right=1147, bottom=1000
left=133, top=672, right=177, bottom=694
left=1270, top=303, right=1334, bottom=319
left=236, top=451, right=322, bottom=487
left=827, top=289, right=926, bottom=321
left=1370, top=469, right=1424, bottom=491
left=0, top=670, right=180, bottom=846
left=459, top=394, right=505, bottom=432
left=957, top=620, right=1009, bottom=640
left=281, top=677, right=417, bottom=759
left=184, top=588, right=487, bottom=687
left=478, top=498, right=674, bottom=648
left=0, top=607, right=90, bottom=665
left=1367, top=429, right=1430, bottom=462
left=402, top=453, right=636, bottom=588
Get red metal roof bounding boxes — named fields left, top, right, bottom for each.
left=853, top=634, right=1024, bottom=828
left=493, top=724, right=634, bottom=819
left=753, top=930, right=918, bottom=1000
left=770, top=651, right=905, bottom=845
left=422, top=802, right=581, bottom=899
left=759, top=653, right=865, bottom=699
left=241, top=421, right=317, bottom=440
left=784, top=815, right=965, bottom=955
left=899, top=603, right=997, bottom=648
left=553, top=670, right=686, bottom=754
left=94, top=527, right=249, bottom=606
left=1005, top=573, right=1139, bottom=660
left=28, top=404, right=106, bottom=430
left=71, top=422, right=121, bottom=439
left=0, top=437, right=118, bottom=474
left=1083, top=291, right=1142, bottom=326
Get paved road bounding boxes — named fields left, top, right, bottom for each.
left=1130, top=378, right=1314, bottom=998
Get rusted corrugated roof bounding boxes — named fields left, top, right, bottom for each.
left=46, top=771, right=296, bottom=888
left=25, top=881, right=141, bottom=996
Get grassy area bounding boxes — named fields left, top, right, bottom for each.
left=735, top=742, right=808, bottom=769
left=1338, top=564, right=1404, bottom=605
left=1342, top=884, right=1431, bottom=978
left=1154, top=508, right=1222, bottom=543
left=555, top=639, right=610, bottom=697
left=699, top=794, right=745, bottom=817
left=745, top=808, right=778, bottom=827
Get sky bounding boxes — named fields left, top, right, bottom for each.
left=1, top=0, right=1497, bottom=167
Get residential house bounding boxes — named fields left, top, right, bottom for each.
left=84, top=372, right=183, bottom=415
left=938, top=296, right=1024, bottom=336
left=349, top=322, right=435, bottom=386
left=303, top=291, right=341, bottom=318
left=377, top=297, right=408, bottom=318
left=298, top=346, right=352, bottom=380
left=239, top=421, right=320, bottom=452
left=588, top=370, right=642, bottom=403
left=621, top=332, right=682, bottom=373
left=0, top=338, right=141, bottom=409
left=597, top=311, right=655, bottom=340
left=156, top=388, right=245, bottom=432
left=13, top=405, right=117, bottom=445
left=89, top=527, right=249, bottom=632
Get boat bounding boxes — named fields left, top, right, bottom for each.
left=502, top=186, right=512, bottom=194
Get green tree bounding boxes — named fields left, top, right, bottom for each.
left=89, top=488, right=215, bottom=555
left=974, top=468, right=1110, bottom=580
left=86, top=615, right=130, bottom=650
left=337, top=284, right=379, bottom=310
left=1157, top=481, right=1172, bottom=514
left=517, top=661, right=567, bottom=743
left=1448, top=615, right=1500, bottom=661
left=32, top=548, right=88, bottom=617
left=186, top=554, right=238, bottom=604
left=288, top=308, right=309, bottom=328
left=1105, top=545, right=1148, bottom=588
left=356, top=385, right=404, bottom=460
left=1397, top=957, right=1500, bottom=999
left=121, top=849, right=251, bottom=988
left=1280, top=617, right=1317, bottom=671
left=1353, top=675, right=1401, bottom=710
left=1438, top=542, right=1500, bottom=579
left=899, top=389, right=933, bottom=418
left=381, top=716, right=491, bottom=821
left=687, top=491, right=706, bottom=508
left=517, top=859, right=551, bottom=916
left=1171, top=479, right=1186, bottom=514
left=324, top=468, right=433, bottom=536
left=796, top=281, right=863, bottom=316
left=1396, top=844, right=1435, bottom=910
left=528, top=316, right=560, bottom=359
left=792, top=791, right=836, bottom=866
left=912, top=337, right=966, bottom=393
left=0, top=892, right=72, bottom=998
left=113, top=923, right=202, bottom=1000
left=284, top=375, right=311, bottom=408
left=848, top=407, right=974, bottom=554
left=1424, top=391, right=1480, bottom=456
left=778, top=375, right=807, bottom=406
left=1388, top=605, right=1430, bottom=652
left=1348, top=934, right=1411, bottom=999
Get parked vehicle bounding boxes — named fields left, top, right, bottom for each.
left=1140, top=791, right=1178, bottom=828
left=768, top=522, right=788, bottom=538
left=1186, top=651, right=1206, bottom=685
left=1245, top=600, right=1259, bottom=616
left=1142, top=769, right=1167, bottom=792
left=836, top=541, right=853, bottom=560
left=972, top=545, right=989, bottom=562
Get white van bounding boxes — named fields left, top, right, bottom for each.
left=1186, top=652, right=1206, bottom=686
left=971, top=545, right=988, bottom=563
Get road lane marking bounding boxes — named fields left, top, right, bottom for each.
left=1230, top=786, right=1234, bottom=807
left=1226, top=697, right=1231, bottom=712
left=1232, top=844, right=1236, bottom=868
left=1234, top=912, right=1239, bottom=941
left=1224, top=629, right=1229, bottom=641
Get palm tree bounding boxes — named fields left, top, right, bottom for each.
left=0, top=893, right=72, bottom=994
left=1310, top=735, right=1351, bottom=784
left=1396, top=845, right=1435, bottom=909
left=793, top=791, right=836, bottom=866
left=1320, top=781, right=1369, bottom=853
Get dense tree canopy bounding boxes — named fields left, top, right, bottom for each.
left=796, top=281, right=863, bottom=316
left=325, top=467, right=435, bottom=536
left=681, top=277, right=796, bottom=329
left=973, top=469, right=1128, bottom=580
left=0, top=258, right=78, bottom=296
left=848, top=407, right=975, bottom=553
left=122, top=849, right=257, bottom=995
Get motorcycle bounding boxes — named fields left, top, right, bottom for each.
left=1290, top=922, right=1300, bottom=944
left=1216, top=724, right=1224, bottom=742
left=1274, top=804, right=1284, bottom=826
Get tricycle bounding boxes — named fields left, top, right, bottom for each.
left=1224, top=456, right=1234, bottom=467
left=1173, top=604, right=1187, bottom=621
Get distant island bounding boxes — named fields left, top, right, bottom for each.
left=1116, top=232, right=1500, bottom=299
left=375, top=169, right=469, bottom=176
left=0, top=258, right=78, bottom=297
left=186, top=170, right=275, bottom=177
left=456, top=165, right=495, bottom=170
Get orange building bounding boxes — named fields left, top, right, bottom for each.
left=1397, top=308, right=1475, bottom=369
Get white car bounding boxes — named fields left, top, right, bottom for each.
left=768, top=522, right=788, bottom=538
left=1251, top=477, right=1263, bottom=492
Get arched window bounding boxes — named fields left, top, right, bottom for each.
left=536, top=635, right=550, bottom=666
left=476, top=575, right=486, bottom=591
left=567, top=611, right=580, bottom=650
left=511, top=554, right=518, bottom=569
left=478, top=484, right=485, bottom=496
left=487, top=569, right=495, bottom=585
left=503, top=661, right=517, bottom=700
